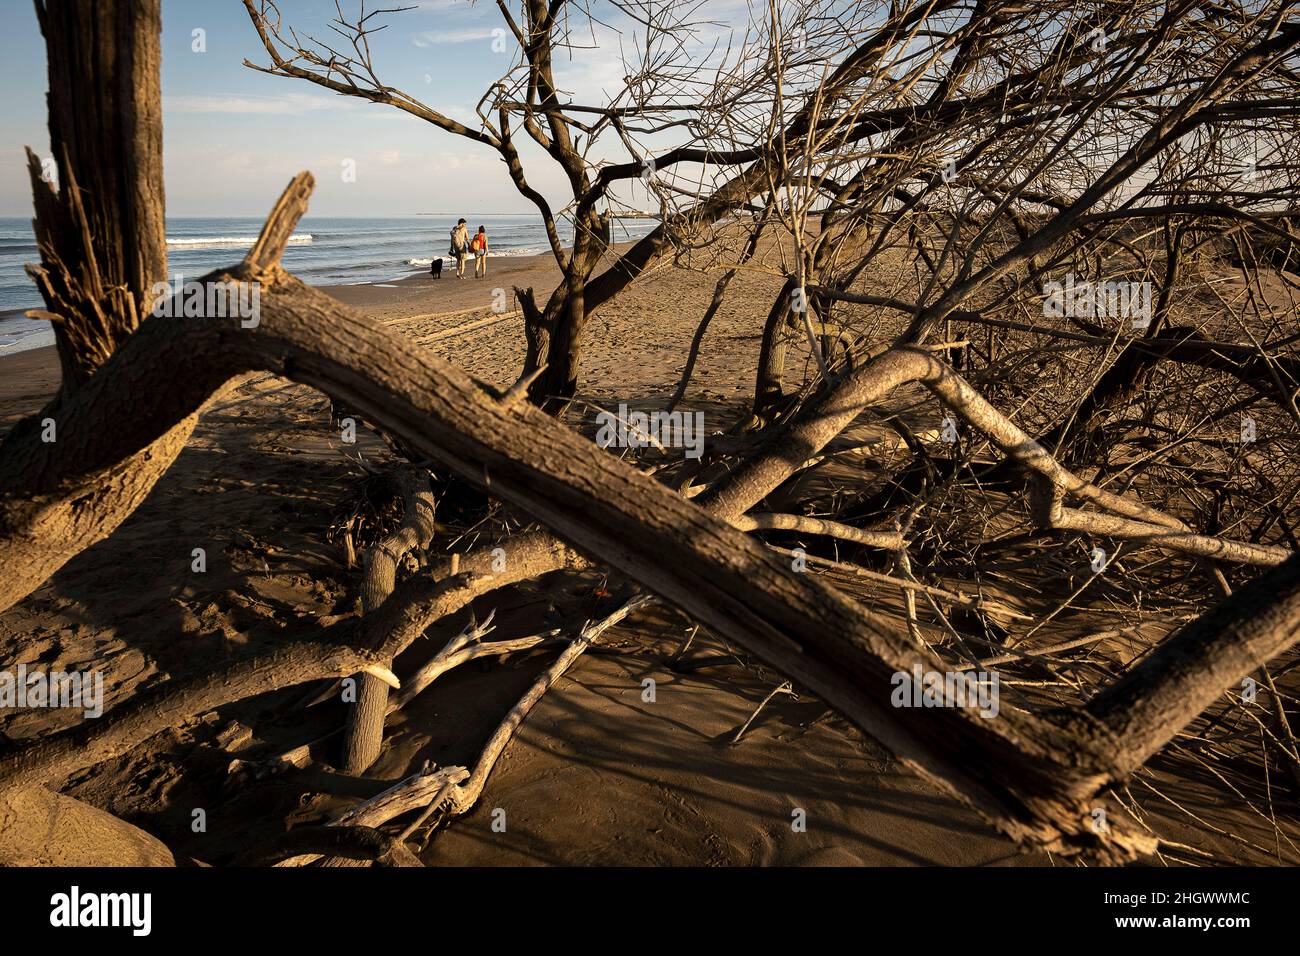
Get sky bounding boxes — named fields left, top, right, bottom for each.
left=0, top=0, right=751, bottom=218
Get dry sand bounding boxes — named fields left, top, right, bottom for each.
left=0, top=248, right=1293, bottom=866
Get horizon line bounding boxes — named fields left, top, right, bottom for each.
left=0, top=211, right=548, bottom=220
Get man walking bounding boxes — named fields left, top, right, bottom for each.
left=449, top=218, right=470, bottom=278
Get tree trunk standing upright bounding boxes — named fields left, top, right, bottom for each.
left=1, top=0, right=199, bottom=616
left=529, top=214, right=609, bottom=409
left=1, top=0, right=183, bottom=865
left=515, top=287, right=549, bottom=379
left=533, top=300, right=585, bottom=408
left=32, top=0, right=167, bottom=386
left=533, top=279, right=587, bottom=409
left=752, top=278, right=799, bottom=418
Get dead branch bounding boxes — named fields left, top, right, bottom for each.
left=731, top=512, right=906, bottom=550
left=341, top=464, right=437, bottom=773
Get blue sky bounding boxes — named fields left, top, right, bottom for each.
left=0, top=0, right=747, bottom=217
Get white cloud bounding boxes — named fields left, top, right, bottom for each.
left=409, top=0, right=474, bottom=9
left=411, top=28, right=495, bottom=47
left=164, top=92, right=355, bottom=115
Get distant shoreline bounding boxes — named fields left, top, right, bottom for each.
left=0, top=240, right=637, bottom=399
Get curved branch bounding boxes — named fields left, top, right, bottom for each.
left=701, top=348, right=1188, bottom=530
left=732, top=513, right=906, bottom=550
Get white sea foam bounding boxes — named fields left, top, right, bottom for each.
left=166, top=234, right=313, bottom=248
left=404, top=247, right=540, bottom=267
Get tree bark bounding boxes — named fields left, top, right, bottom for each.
left=535, top=289, right=586, bottom=409
left=341, top=466, right=437, bottom=774
left=515, top=286, right=549, bottom=379
left=532, top=226, right=607, bottom=409
left=31, top=0, right=167, bottom=386
left=751, top=278, right=799, bottom=418
left=1, top=0, right=198, bottom=618
left=0, top=787, right=175, bottom=867
left=1087, top=553, right=1300, bottom=775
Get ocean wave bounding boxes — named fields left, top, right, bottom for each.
left=403, top=247, right=544, bottom=268
left=166, top=234, right=313, bottom=248
left=0, top=315, right=55, bottom=354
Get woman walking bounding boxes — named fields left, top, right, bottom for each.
left=449, top=219, right=470, bottom=278
left=471, top=226, right=489, bottom=278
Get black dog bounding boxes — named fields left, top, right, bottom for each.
left=430, top=257, right=443, bottom=279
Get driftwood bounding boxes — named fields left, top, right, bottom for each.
left=235, top=613, right=558, bottom=780
left=312, top=595, right=648, bottom=865
left=446, top=594, right=652, bottom=816
left=272, top=766, right=470, bottom=867
left=239, top=825, right=423, bottom=868
left=388, top=618, right=558, bottom=714
left=332, top=766, right=471, bottom=831
left=730, top=513, right=906, bottom=550
left=0, top=616, right=399, bottom=795
left=341, top=465, right=437, bottom=773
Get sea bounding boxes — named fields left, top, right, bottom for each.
left=0, top=214, right=658, bottom=355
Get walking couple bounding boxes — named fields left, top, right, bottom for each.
left=449, top=219, right=489, bottom=278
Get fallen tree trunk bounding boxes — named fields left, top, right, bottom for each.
left=1087, top=552, right=1300, bottom=776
